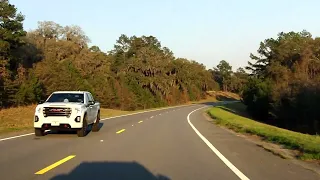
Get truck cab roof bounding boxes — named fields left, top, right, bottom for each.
left=52, top=91, right=91, bottom=94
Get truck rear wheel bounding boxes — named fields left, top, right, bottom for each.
left=77, top=115, right=88, bottom=137
left=92, top=111, right=100, bottom=132
left=35, top=128, right=45, bottom=136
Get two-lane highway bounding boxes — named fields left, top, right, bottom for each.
left=0, top=103, right=319, bottom=180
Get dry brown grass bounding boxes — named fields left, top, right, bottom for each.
left=100, top=108, right=131, bottom=118
left=190, top=96, right=218, bottom=104
left=0, top=106, right=134, bottom=135
left=0, top=104, right=37, bottom=134
left=206, top=90, right=241, bottom=100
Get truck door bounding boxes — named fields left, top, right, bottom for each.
left=88, top=93, right=98, bottom=121
left=85, top=93, right=94, bottom=123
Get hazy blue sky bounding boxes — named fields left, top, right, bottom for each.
left=10, top=0, right=320, bottom=70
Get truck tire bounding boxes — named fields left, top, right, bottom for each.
left=77, top=115, right=88, bottom=137
left=35, top=128, right=45, bottom=136
left=92, top=111, right=100, bottom=132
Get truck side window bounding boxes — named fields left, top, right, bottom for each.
left=88, top=93, right=95, bottom=102
left=86, top=93, right=92, bottom=103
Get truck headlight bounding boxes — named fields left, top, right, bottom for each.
left=75, top=116, right=81, bottom=122
left=37, top=107, right=42, bottom=113
left=34, top=116, right=39, bottom=122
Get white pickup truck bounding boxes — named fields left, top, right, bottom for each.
left=34, top=91, right=100, bottom=137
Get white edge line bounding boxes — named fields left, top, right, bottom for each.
left=0, top=130, right=51, bottom=142
left=0, top=104, right=199, bottom=142
left=100, top=104, right=197, bottom=121
left=187, top=106, right=250, bottom=180
left=0, top=133, right=35, bottom=142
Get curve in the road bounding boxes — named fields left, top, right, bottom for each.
left=0, top=103, right=318, bottom=180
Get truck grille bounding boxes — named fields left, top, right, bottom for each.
left=43, top=107, right=72, bottom=117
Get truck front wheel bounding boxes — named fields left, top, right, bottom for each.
left=77, top=115, right=88, bottom=137
left=92, top=111, right=100, bottom=132
left=35, top=128, right=45, bottom=136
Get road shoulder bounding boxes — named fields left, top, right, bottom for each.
left=189, top=108, right=320, bottom=180
left=204, top=112, right=320, bottom=176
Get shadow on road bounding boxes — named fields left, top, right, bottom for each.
left=50, top=161, right=171, bottom=180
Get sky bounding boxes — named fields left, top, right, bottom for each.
left=10, top=0, right=320, bottom=71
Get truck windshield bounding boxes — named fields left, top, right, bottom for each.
left=46, top=93, right=84, bottom=103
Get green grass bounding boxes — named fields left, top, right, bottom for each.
left=207, top=102, right=320, bottom=160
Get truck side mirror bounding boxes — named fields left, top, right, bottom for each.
left=38, top=100, right=44, bottom=104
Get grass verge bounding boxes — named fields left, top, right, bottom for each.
left=0, top=105, right=135, bottom=135
left=207, top=102, right=320, bottom=160
left=1, top=105, right=184, bottom=135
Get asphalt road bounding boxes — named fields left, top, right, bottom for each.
left=0, top=103, right=319, bottom=180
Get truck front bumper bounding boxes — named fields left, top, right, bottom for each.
left=34, top=114, right=84, bottom=129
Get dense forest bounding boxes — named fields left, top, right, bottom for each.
left=1, top=0, right=320, bottom=134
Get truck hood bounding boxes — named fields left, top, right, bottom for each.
left=38, top=102, right=85, bottom=108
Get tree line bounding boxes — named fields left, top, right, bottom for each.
left=242, top=30, right=320, bottom=134
left=2, top=0, right=318, bottom=135
left=210, top=30, right=320, bottom=135
left=1, top=0, right=225, bottom=110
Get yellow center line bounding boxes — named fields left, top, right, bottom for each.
left=116, top=129, right=126, bottom=134
left=35, top=155, right=76, bottom=175
left=138, top=121, right=143, bottom=123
